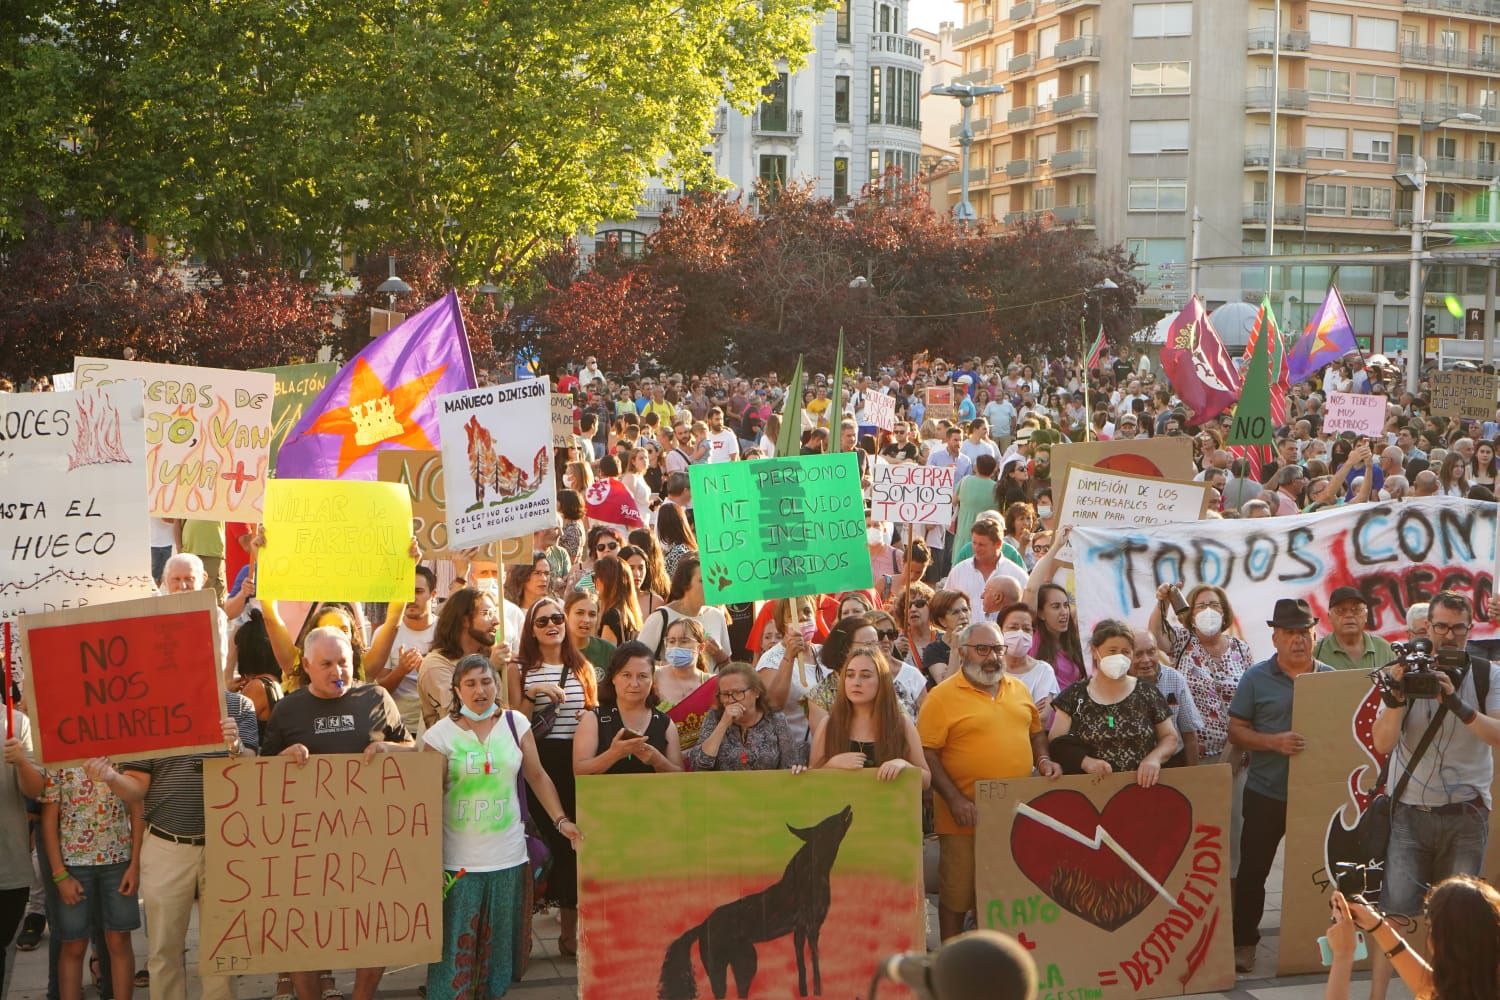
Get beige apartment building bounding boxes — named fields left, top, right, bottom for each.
left=947, top=0, right=1500, bottom=354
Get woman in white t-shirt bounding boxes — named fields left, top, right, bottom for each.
left=636, top=557, right=731, bottom=667
left=420, top=653, right=579, bottom=998
left=754, top=598, right=830, bottom=749
left=997, top=603, right=1060, bottom=726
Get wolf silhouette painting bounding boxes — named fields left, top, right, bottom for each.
left=659, top=806, right=852, bottom=999
left=577, top=772, right=923, bottom=1000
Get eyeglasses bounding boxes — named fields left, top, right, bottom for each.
left=964, top=643, right=1005, bottom=657
left=1430, top=621, right=1471, bottom=637
left=533, top=613, right=567, bottom=627
left=1191, top=602, right=1224, bottom=613
left=909, top=599, right=929, bottom=609
left=877, top=629, right=901, bottom=641
left=596, top=542, right=620, bottom=553
left=720, top=688, right=751, bottom=701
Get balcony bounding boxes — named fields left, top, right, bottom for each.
left=637, top=188, right=681, bottom=217
left=1053, top=203, right=1096, bottom=225
left=954, top=68, right=992, bottom=85
left=1351, top=204, right=1396, bottom=220
left=1052, top=91, right=1098, bottom=117
left=1004, top=210, right=1034, bottom=226
left=709, top=107, right=728, bottom=135
left=945, top=116, right=985, bottom=137
left=1008, top=51, right=1035, bottom=74
left=1403, top=0, right=1500, bottom=18
left=1009, top=1, right=1035, bottom=20
left=953, top=17, right=991, bottom=45
left=1245, top=86, right=1309, bottom=112
left=1401, top=42, right=1500, bottom=72
left=1054, top=35, right=1101, bottom=63
left=1397, top=99, right=1500, bottom=126
left=1244, top=145, right=1308, bottom=169
left=1008, top=105, right=1034, bottom=126
left=1006, top=159, right=1032, bottom=178
left=1429, top=157, right=1500, bottom=181
left=1050, top=148, right=1097, bottom=172
left=1045, top=0, right=1101, bottom=7
left=870, top=32, right=925, bottom=63
left=751, top=109, right=803, bottom=136
left=1397, top=209, right=1415, bottom=226
left=1247, top=27, right=1311, bottom=52
left=1243, top=202, right=1306, bottom=224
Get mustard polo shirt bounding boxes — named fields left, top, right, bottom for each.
left=918, top=670, right=1041, bottom=836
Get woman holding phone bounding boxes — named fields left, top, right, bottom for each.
left=574, top=642, right=682, bottom=775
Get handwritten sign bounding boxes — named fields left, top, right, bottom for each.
left=200, top=753, right=443, bottom=975
left=257, top=480, right=413, bottom=602
left=1051, top=438, right=1195, bottom=491
left=691, top=453, right=872, bottom=603
left=923, top=385, right=955, bottom=423
left=1, top=383, right=155, bottom=621
left=870, top=463, right=955, bottom=526
left=1055, top=465, right=1210, bottom=563
left=255, top=363, right=338, bottom=475
left=18, top=590, right=225, bottom=766
left=377, top=449, right=533, bottom=564
left=551, top=384, right=575, bottom=450
left=73, top=358, right=275, bottom=519
left=865, top=392, right=896, bottom=432
left=1429, top=369, right=1499, bottom=421
left=1321, top=391, right=1386, bottom=438
left=437, top=380, right=557, bottom=548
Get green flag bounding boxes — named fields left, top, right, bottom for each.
left=776, top=356, right=805, bottom=458
left=829, top=330, right=846, bottom=452
left=1228, top=318, right=1273, bottom=446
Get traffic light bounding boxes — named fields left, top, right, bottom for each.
left=1423, top=314, right=1436, bottom=337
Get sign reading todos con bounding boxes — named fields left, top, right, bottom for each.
left=870, top=463, right=955, bottom=526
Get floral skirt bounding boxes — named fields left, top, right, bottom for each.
left=426, top=864, right=533, bottom=1000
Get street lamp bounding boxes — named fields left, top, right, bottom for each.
left=930, top=82, right=1007, bottom=226
left=849, top=275, right=874, bottom=372
left=375, top=255, right=412, bottom=308
left=1299, top=169, right=1347, bottom=334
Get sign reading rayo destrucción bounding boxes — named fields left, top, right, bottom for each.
left=691, top=453, right=871, bottom=603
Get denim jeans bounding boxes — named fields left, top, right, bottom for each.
left=1383, top=800, right=1490, bottom=916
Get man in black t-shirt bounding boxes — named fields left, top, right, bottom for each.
left=880, top=422, right=920, bottom=462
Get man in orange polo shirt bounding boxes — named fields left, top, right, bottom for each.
left=919, top=620, right=1061, bottom=940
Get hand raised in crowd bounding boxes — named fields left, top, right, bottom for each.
left=395, top=645, right=422, bottom=677
left=825, top=750, right=867, bottom=770
left=703, top=636, right=726, bottom=663
left=1270, top=731, right=1307, bottom=756
left=407, top=536, right=421, bottom=560
left=491, top=642, right=514, bottom=670
left=779, top=629, right=807, bottom=662
left=609, top=727, right=649, bottom=761
left=280, top=743, right=311, bottom=766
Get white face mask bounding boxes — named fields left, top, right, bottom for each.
left=1097, top=653, right=1132, bottom=680
left=1195, top=608, right=1224, bottom=637
left=1035, top=506, right=1053, bottom=521
left=1002, top=630, right=1031, bottom=657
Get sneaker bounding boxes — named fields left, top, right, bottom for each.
left=1234, top=944, right=1257, bottom=974
left=15, top=913, right=44, bottom=951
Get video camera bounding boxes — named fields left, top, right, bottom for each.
left=1384, top=639, right=1468, bottom=699
left=1332, top=860, right=1382, bottom=901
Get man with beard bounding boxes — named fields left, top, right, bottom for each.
left=417, top=588, right=513, bottom=727
left=368, top=565, right=439, bottom=732
left=919, top=621, right=1061, bottom=941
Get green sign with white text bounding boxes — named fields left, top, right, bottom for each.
left=690, top=453, right=872, bottom=603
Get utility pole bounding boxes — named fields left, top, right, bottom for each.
left=1404, top=158, right=1427, bottom=396
left=1265, top=0, right=1282, bottom=295
left=1189, top=206, right=1202, bottom=301
left=931, top=82, right=1006, bottom=226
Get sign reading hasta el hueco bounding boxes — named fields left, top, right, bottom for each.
left=691, top=453, right=872, bottom=604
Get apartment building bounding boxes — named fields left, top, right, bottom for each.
left=587, top=1, right=925, bottom=257
left=948, top=0, right=1500, bottom=354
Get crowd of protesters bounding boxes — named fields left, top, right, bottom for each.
left=5, top=341, right=1500, bottom=999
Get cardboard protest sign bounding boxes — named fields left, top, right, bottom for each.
left=1053, top=464, right=1210, bottom=564
left=923, top=385, right=954, bottom=422
left=52, top=372, right=75, bottom=391
left=1, top=384, right=155, bottom=621
left=1073, top=497, right=1497, bottom=653
left=73, top=358, right=274, bottom=519
left=255, top=363, right=338, bottom=475
left=1279, top=671, right=1500, bottom=973
left=1322, top=391, right=1386, bottom=438
left=869, top=462, right=955, bottom=526
left=1051, top=437, right=1195, bottom=491
left=200, top=753, right=443, bottom=975
left=551, top=384, right=575, bottom=449
left=437, top=380, right=557, bottom=547
left=18, top=590, right=225, bottom=766
left=975, top=766, right=1235, bottom=999
left=865, top=391, right=896, bottom=432
left=1428, top=369, right=1499, bottom=421
left=577, top=770, right=923, bottom=1000
left=376, top=449, right=533, bottom=564
left=691, top=453, right=872, bottom=603
left=257, top=479, right=414, bottom=602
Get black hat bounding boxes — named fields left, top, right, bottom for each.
left=1328, top=586, right=1368, bottom=609
left=1266, top=598, right=1318, bottom=630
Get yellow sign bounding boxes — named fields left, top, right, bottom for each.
left=256, top=479, right=414, bottom=602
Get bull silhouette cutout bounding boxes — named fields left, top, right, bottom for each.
left=658, top=805, right=853, bottom=999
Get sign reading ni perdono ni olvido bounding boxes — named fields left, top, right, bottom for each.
left=691, top=453, right=872, bottom=603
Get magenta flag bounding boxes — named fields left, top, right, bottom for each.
left=1159, top=299, right=1242, bottom=425
left=276, top=291, right=476, bottom=480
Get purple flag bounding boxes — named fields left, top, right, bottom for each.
left=1159, top=299, right=1242, bottom=425
left=276, top=290, right=476, bottom=480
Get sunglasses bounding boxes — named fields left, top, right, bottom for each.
left=596, top=542, right=620, bottom=553
left=909, top=599, right=929, bottom=609
left=533, top=613, right=567, bottom=627
left=876, top=629, right=901, bottom=641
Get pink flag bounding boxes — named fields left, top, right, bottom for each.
left=584, top=477, right=646, bottom=529
left=1159, top=299, right=1242, bottom=425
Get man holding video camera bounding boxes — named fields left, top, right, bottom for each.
left=1368, top=590, right=1500, bottom=999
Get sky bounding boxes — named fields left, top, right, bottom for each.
left=909, top=0, right=963, bottom=30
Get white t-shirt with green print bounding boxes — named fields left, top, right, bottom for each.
left=423, top=712, right=530, bottom=872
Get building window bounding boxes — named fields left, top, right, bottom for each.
left=1354, top=74, right=1395, bottom=106
left=1307, top=183, right=1348, bottom=216
left=1351, top=130, right=1392, bottom=162
left=869, top=67, right=882, bottom=121
left=1036, top=133, right=1056, bottom=162
left=598, top=230, right=646, bottom=259
left=1128, top=120, right=1190, bottom=154
left=1436, top=136, right=1458, bottom=161
left=1435, top=190, right=1458, bottom=217
left=870, top=148, right=881, bottom=181
left=1310, top=11, right=1352, bottom=46
left=1439, top=29, right=1460, bottom=53
left=878, top=1, right=893, bottom=33
left=1354, top=17, right=1397, bottom=51
left=834, top=157, right=850, bottom=203
left=1350, top=186, right=1393, bottom=218
left=1132, top=3, right=1192, bottom=38
left=759, top=155, right=788, bottom=194
left=1127, top=178, right=1188, bottom=212
left=835, top=75, right=850, bottom=124
left=1130, top=61, right=1191, bottom=96
left=1033, top=186, right=1055, bottom=211
left=1306, top=126, right=1347, bottom=159
left=1309, top=68, right=1351, bottom=102
left=760, top=73, right=789, bottom=131
left=837, top=0, right=850, bottom=43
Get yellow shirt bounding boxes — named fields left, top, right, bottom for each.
left=642, top=400, right=676, bottom=427
left=917, top=670, right=1041, bottom=836
left=806, top=398, right=831, bottom=427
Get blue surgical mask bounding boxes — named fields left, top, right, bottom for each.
left=664, top=647, right=697, bottom=669
left=460, top=703, right=498, bottom=722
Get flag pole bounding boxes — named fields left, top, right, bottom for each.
left=1081, top=315, right=1092, bottom=442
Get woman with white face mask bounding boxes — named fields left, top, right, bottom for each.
left=996, top=603, right=1059, bottom=725
left=1146, top=583, right=1254, bottom=767
left=1048, top=620, right=1178, bottom=788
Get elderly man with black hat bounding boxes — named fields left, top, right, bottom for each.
left=1226, top=598, right=1335, bottom=975
left=1315, top=586, right=1396, bottom=673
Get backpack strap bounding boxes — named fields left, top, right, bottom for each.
left=503, top=711, right=532, bottom=826
left=652, top=607, right=672, bottom=661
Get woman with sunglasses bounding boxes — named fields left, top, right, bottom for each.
left=507, top=597, right=599, bottom=957
left=866, top=609, right=927, bottom=716
left=892, top=583, right=936, bottom=665
left=688, top=663, right=800, bottom=771
left=569, top=524, right=625, bottom=594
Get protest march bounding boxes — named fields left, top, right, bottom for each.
left=6, top=285, right=1500, bottom=1000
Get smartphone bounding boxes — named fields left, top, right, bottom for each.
left=1318, top=932, right=1367, bottom=967
left=621, top=728, right=643, bottom=740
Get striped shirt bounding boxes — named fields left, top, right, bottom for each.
left=120, top=691, right=258, bottom=838
left=527, top=663, right=588, bottom=740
